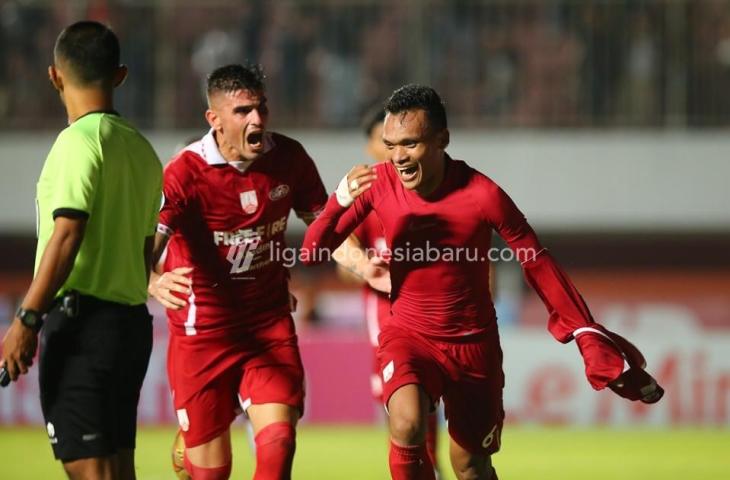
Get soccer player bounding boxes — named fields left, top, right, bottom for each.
left=302, top=85, right=663, bottom=480
left=147, top=64, right=380, bottom=480
left=336, top=106, right=441, bottom=476
left=0, top=21, right=162, bottom=480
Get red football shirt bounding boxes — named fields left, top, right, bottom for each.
left=159, top=130, right=327, bottom=336
left=353, top=212, right=391, bottom=346
left=303, top=156, right=595, bottom=342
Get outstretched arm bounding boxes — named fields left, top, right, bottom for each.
left=488, top=184, right=662, bottom=402
left=485, top=184, right=595, bottom=342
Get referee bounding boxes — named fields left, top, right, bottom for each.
left=0, top=21, right=162, bottom=479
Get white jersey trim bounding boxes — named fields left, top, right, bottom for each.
left=184, top=289, right=197, bottom=336
left=366, top=290, right=381, bottom=347
left=185, top=129, right=276, bottom=167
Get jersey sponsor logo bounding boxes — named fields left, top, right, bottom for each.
left=382, top=360, right=395, bottom=383
left=176, top=408, right=190, bottom=432
left=240, top=190, right=258, bottom=214
left=481, top=424, right=500, bottom=449
left=226, top=237, right=261, bottom=274
left=213, top=216, right=288, bottom=246
left=269, top=184, right=290, bottom=201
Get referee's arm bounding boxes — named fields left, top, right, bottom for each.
left=1, top=215, right=86, bottom=381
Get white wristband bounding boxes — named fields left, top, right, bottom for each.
left=335, top=174, right=354, bottom=207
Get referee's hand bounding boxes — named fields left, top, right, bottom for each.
left=149, top=266, right=193, bottom=310
left=1, top=318, right=38, bottom=382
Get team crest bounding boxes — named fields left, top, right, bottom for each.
left=239, top=190, right=258, bottom=214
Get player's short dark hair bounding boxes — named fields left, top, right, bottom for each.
left=54, top=21, right=120, bottom=86
left=361, top=105, right=386, bottom=138
left=207, top=64, right=266, bottom=98
left=384, top=84, right=448, bottom=133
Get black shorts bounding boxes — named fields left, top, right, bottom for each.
left=39, top=292, right=153, bottom=462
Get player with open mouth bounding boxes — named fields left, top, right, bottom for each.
left=302, top=84, right=663, bottom=480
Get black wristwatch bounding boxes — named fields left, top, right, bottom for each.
left=16, top=307, right=43, bottom=333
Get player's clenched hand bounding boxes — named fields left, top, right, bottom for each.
left=149, top=266, right=193, bottom=310
left=1, top=318, right=38, bottom=381
left=363, top=255, right=391, bottom=294
left=346, top=164, right=377, bottom=199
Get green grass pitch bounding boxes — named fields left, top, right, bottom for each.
left=0, top=425, right=727, bottom=479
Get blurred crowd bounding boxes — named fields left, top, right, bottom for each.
left=3, top=0, right=730, bottom=129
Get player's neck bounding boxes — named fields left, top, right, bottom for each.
left=64, top=87, right=115, bottom=124
left=214, top=130, right=251, bottom=163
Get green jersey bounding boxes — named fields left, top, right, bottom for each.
left=35, top=112, right=162, bottom=305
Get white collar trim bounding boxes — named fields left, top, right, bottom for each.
left=185, top=129, right=276, bottom=169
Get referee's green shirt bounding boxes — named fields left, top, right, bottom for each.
left=35, top=112, right=162, bottom=305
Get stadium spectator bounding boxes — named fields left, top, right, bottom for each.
left=301, top=84, right=663, bottom=479
left=4, top=1, right=730, bottom=129
left=147, top=63, right=382, bottom=480
left=0, top=20, right=162, bottom=479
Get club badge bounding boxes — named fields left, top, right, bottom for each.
left=239, top=190, right=258, bottom=214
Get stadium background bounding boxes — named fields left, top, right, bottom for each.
left=0, top=0, right=729, bottom=478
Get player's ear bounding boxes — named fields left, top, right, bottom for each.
left=437, top=128, right=450, bottom=150
left=48, top=65, right=63, bottom=91
left=205, top=109, right=220, bottom=131
left=113, top=64, right=128, bottom=88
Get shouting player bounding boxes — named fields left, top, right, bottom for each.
left=302, top=85, right=663, bottom=480
left=148, top=64, right=379, bottom=480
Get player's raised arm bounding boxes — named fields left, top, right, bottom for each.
left=300, top=164, right=377, bottom=265
left=485, top=181, right=663, bottom=403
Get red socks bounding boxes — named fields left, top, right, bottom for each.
left=389, top=441, right=436, bottom=480
left=254, top=421, right=296, bottom=480
left=183, top=454, right=232, bottom=480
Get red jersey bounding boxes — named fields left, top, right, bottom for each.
left=159, top=130, right=327, bottom=336
left=353, top=212, right=391, bottom=346
left=302, top=156, right=596, bottom=342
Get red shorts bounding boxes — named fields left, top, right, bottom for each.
left=167, top=315, right=305, bottom=447
left=377, top=326, right=505, bottom=455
